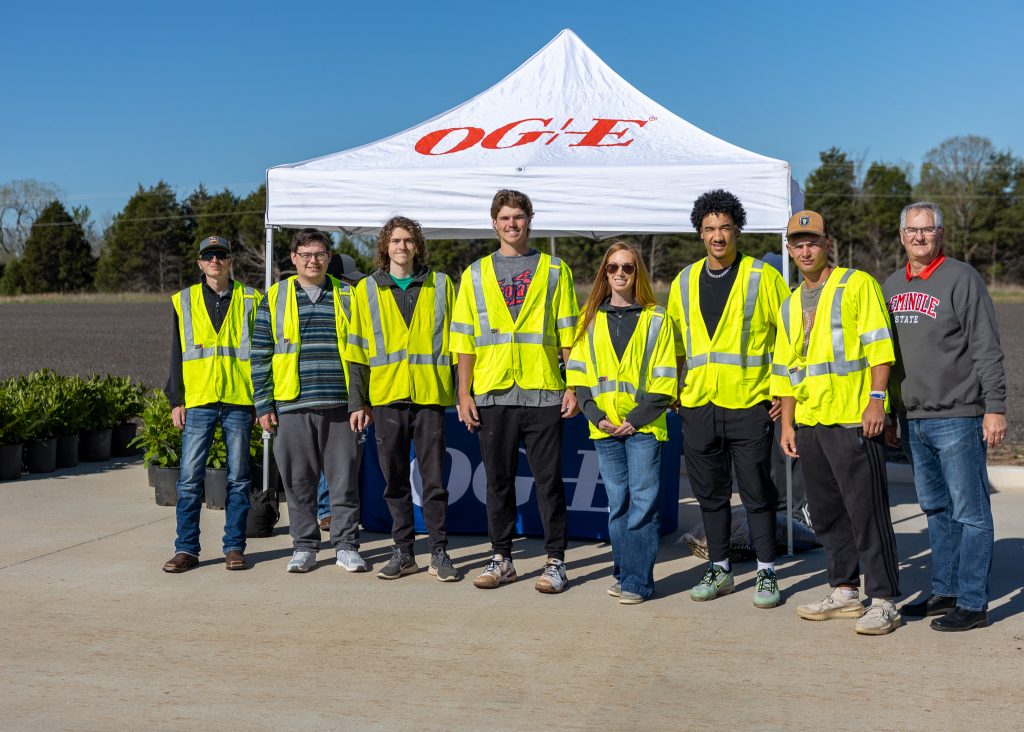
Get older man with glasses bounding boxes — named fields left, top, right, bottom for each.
left=883, top=202, right=1008, bottom=632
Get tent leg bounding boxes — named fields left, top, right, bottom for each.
left=262, top=224, right=273, bottom=497
left=550, top=236, right=556, bottom=256
left=781, top=232, right=791, bottom=286
left=786, top=455, right=794, bottom=556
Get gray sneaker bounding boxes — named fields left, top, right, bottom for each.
left=855, top=599, right=901, bottom=636
left=619, top=591, right=645, bottom=605
left=535, top=558, right=568, bottom=594
left=473, top=555, right=517, bottom=589
left=607, top=581, right=622, bottom=597
left=428, top=548, right=459, bottom=582
left=335, top=548, right=368, bottom=573
left=376, top=547, right=418, bottom=579
left=286, top=550, right=317, bottom=573
left=797, top=587, right=865, bottom=621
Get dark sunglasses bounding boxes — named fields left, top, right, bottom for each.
left=605, top=262, right=636, bottom=275
left=200, top=251, right=231, bottom=262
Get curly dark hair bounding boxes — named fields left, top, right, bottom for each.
left=690, top=189, right=746, bottom=233
left=375, top=216, right=429, bottom=272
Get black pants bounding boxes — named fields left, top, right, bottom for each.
left=477, top=405, right=567, bottom=560
left=374, top=404, right=448, bottom=555
left=682, top=401, right=778, bottom=563
left=796, top=425, right=900, bottom=599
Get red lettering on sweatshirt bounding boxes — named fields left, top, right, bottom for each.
left=888, top=292, right=940, bottom=318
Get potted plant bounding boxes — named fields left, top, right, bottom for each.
left=129, top=391, right=181, bottom=506
left=78, top=374, right=121, bottom=461
left=203, top=425, right=228, bottom=510
left=108, top=376, right=145, bottom=456
left=53, top=374, right=92, bottom=468
left=0, top=380, right=32, bottom=480
left=19, top=371, right=61, bottom=473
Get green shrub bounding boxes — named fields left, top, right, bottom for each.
left=129, top=390, right=182, bottom=467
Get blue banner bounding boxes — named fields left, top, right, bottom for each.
left=360, top=410, right=680, bottom=540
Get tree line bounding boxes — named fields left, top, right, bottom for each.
left=2, top=134, right=1022, bottom=296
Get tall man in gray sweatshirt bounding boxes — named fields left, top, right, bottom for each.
left=883, top=201, right=1008, bottom=632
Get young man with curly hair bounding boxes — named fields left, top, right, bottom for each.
left=667, top=189, right=790, bottom=608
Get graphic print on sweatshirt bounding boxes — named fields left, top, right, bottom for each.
left=888, top=291, right=941, bottom=324
left=498, top=268, right=533, bottom=308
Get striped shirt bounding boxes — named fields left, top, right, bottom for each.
left=251, top=283, right=348, bottom=416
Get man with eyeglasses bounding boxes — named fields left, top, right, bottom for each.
left=666, top=189, right=790, bottom=609
left=250, top=229, right=372, bottom=574
left=883, top=202, right=1007, bottom=632
left=163, top=235, right=261, bottom=573
left=773, top=211, right=902, bottom=635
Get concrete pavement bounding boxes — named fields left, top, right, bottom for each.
left=2, top=459, right=1023, bottom=730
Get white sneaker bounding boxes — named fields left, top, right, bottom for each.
left=472, top=555, right=517, bottom=589
left=796, top=587, right=865, bottom=621
left=855, top=599, right=901, bottom=636
left=286, top=550, right=317, bottom=573
left=535, top=558, right=568, bottom=594
left=336, top=548, right=368, bottom=572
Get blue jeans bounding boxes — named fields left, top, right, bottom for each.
left=175, top=404, right=253, bottom=556
left=905, top=416, right=993, bottom=611
left=594, top=432, right=662, bottom=599
left=316, top=473, right=331, bottom=521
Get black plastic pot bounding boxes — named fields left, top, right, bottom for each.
left=111, top=422, right=140, bottom=456
left=79, top=428, right=112, bottom=462
left=147, top=463, right=156, bottom=487
left=24, top=438, right=57, bottom=473
left=152, top=466, right=179, bottom=506
left=204, top=468, right=227, bottom=509
left=0, top=443, right=23, bottom=481
left=56, top=434, right=79, bottom=468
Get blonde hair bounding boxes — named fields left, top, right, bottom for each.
left=574, top=240, right=656, bottom=345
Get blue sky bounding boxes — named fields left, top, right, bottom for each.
left=3, top=1, right=1022, bottom=223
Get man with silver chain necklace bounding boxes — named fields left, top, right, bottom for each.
left=667, top=190, right=791, bottom=609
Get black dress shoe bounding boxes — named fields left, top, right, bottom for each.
left=931, top=607, right=989, bottom=632
left=902, top=593, right=958, bottom=617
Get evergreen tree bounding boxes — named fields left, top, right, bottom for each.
left=19, top=200, right=95, bottom=293
left=804, top=148, right=858, bottom=267
left=857, top=163, right=912, bottom=278
left=95, top=182, right=190, bottom=292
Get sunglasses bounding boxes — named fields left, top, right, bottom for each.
left=200, top=251, right=231, bottom=262
left=605, top=262, right=636, bottom=275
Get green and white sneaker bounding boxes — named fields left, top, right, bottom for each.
left=753, top=568, right=781, bottom=608
left=690, top=563, right=735, bottom=602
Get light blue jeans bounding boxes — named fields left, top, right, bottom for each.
left=316, top=472, right=331, bottom=521
left=594, top=432, right=662, bottom=599
left=175, top=404, right=252, bottom=556
left=905, top=416, right=993, bottom=611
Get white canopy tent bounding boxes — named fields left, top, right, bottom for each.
left=262, top=28, right=803, bottom=552
left=265, top=28, right=800, bottom=241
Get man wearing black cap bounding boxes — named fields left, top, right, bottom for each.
left=163, top=236, right=261, bottom=573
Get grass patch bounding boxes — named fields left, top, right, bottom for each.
left=0, top=292, right=167, bottom=305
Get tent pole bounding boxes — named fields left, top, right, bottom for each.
left=780, top=232, right=795, bottom=556
left=262, top=224, right=273, bottom=498
left=550, top=236, right=556, bottom=256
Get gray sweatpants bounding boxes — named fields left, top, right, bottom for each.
left=274, top=407, right=360, bottom=552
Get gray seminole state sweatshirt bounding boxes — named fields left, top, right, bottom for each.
left=883, top=257, right=1006, bottom=419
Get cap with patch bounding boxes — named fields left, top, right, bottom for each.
left=198, top=235, right=231, bottom=255
left=786, top=210, right=826, bottom=238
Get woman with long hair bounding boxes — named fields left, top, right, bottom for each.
left=566, top=241, right=677, bottom=603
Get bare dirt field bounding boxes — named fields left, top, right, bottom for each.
left=2, top=297, right=1022, bottom=462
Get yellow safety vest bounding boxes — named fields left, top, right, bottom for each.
left=566, top=306, right=678, bottom=441
left=771, top=268, right=895, bottom=426
left=450, top=252, right=579, bottom=394
left=172, top=281, right=260, bottom=408
left=345, top=271, right=455, bottom=406
left=265, top=274, right=351, bottom=402
left=667, top=256, right=789, bottom=409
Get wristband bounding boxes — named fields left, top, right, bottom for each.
left=869, top=390, right=886, bottom=401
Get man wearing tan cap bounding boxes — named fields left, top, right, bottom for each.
left=772, top=210, right=902, bottom=635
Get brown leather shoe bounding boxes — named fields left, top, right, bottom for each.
left=224, top=550, right=250, bottom=570
left=319, top=515, right=332, bottom=532
left=163, top=553, right=199, bottom=573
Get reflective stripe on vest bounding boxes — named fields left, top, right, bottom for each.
left=364, top=272, right=451, bottom=367
left=273, top=281, right=298, bottom=355
left=179, top=285, right=255, bottom=362
left=783, top=269, right=868, bottom=385
left=585, top=309, right=666, bottom=401
left=469, top=257, right=561, bottom=347
left=678, top=261, right=766, bottom=369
